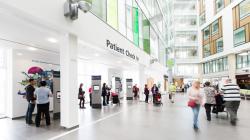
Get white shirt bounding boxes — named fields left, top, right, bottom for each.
left=35, top=87, right=52, bottom=104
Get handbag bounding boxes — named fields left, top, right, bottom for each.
left=187, top=100, right=196, bottom=108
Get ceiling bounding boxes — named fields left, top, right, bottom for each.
left=0, top=10, right=60, bottom=53
left=0, top=10, right=140, bottom=71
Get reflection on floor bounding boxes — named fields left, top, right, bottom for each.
left=0, top=94, right=250, bottom=140
left=0, top=114, right=6, bottom=119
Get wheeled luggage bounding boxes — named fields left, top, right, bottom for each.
left=111, top=92, right=120, bottom=105
left=153, top=93, right=163, bottom=106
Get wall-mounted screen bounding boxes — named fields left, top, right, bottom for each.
left=127, top=86, right=132, bottom=89
left=93, top=85, right=100, bottom=91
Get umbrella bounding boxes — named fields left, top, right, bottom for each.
left=28, top=66, right=43, bottom=74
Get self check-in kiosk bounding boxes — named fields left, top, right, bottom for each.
left=52, top=71, right=60, bottom=119
left=91, top=76, right=102, bottom=109
left=112, top=77, right=122, bottom=97
left=126, top=79, right=133, bottom=100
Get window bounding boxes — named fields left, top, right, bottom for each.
left=126, top=0, right=133, bottom=41
left=107, top=0, right=118, bottom=29
left=236, top=54, right=250, bottom=69
left=132, top=1, right=139, bottom=47
left=203, top=57, right=228, bottom=74
left=91, top=0, right=107, bottom=21
left=143, top=15, right=150, bottom=54
left=215, top=0, right=224, bottom=13
left=216, top=38, right=223, bottom=53
left=234, top=27, right=246, bottom=46
left=118, top=0, right=126, bottom=36
left=211, top=20, right=219, bottom=35
left=239, top=0, right=250, bottom=20
left=203, top=26, right=210, bottom=40
left=203, top=44, right=211, bottom=57
left=199, top=13, right=206, bottom=25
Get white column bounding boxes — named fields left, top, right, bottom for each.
left=228, top=54, right=236, bottom=82
left=138, top=65, right=146, bottom=101
left=60, top=34, right=79, bottom=129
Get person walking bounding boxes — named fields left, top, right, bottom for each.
left=169, top=83, right=177, bottom=103
left=221, top=79, right=241, bottom=125
left=151, top=84, right=159, bottom=103
left=133, top=84, right=139, bottom=99
left=34, top=81, right=52, bottom=127
left=25, top=79, right=36, bottom=125
left=88, top=87, right=93, bottom=106
left=203, top=81, right=216, bottom=121
left=144, top=84, right=149, bottom=103
left=78, top=83, right=86, bottom=109
left=187, top=81, right=203, bottom=129
left=102, top=83, right=107, bottom=106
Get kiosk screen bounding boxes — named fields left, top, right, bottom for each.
left=93, top=85, right=100, bottom=91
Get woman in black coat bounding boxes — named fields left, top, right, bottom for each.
left=144, top=84, right=149, bottom=103
left=78, top=83, right=85, bottom=109
left=102, top=83, right=107, bottom=106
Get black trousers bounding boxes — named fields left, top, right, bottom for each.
left=89, top=94, right=92, bottom=106
left=102, top=96, right=106, bottom=105
left=106, top=94, right=110, bottom=104
left=35, top=103, right=50, bottom=127
left=204, top=103, right=213, bottom=121
left=145, top=94, right=149, bottom=103
left=79, top=98, right=85, bottom=108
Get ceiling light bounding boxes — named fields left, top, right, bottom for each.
left=17, top=52, right=23, bottom=56
left=28, top=47, right=38, bottom=51
left=94, top=53, right=100, bottom=57
left=117, top=61, right=122, bottom=64
left=47, top=38, right=58, bottom=43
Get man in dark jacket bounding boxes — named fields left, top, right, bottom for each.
left=25, top=79, right=36, bottom=124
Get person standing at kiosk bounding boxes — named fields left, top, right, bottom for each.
left=133, top=84, right=139, bottom=99
left=106, top=85, right=111, bottom=105
left=78, top=83, right=86, bottom=109
left=102, top=83, right=107, bottom=106
left=25, top=79, right=36, bottom=125
left=34, top=81, right=52, bottom=127
left=151, top=84, right=159, bottom=103
left=144, top=84, right=149, bottom=103
left=89, top=87, right=93, bottom=106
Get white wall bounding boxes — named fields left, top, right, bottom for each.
left=11, top=49, right=59, bottom=118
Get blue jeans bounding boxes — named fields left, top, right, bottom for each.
left=192, top=104, right=200, bottom=127
left=26, top=103, right=35, bottom=124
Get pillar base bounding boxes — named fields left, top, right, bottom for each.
left=92, top=104, right=102, bottom=109
left=126, top=97, right=133, bottom=100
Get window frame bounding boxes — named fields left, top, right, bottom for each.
left=234, top=27, right=246, bottom=47
left=216, top=38, right=223, bottom=53
left=211, top=20, right=219, bottom=35
left=203, top=26, right=210, bottom=40
left=239, top=0, right=250, bottom=20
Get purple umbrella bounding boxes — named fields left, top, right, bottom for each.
left=28, top=66, right=43, bottom=74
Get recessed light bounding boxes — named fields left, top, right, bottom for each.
left=94, top=53, right=100, bottom=57
left=17, top=52, right=23, bottom=56
left=47, top=38, right=58, bottom=43
left=28, top=47, right=38, bottom=51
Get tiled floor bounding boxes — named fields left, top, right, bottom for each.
left=0, top=94, right=250, bottom=140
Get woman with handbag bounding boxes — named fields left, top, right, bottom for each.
left=78, top=83, right=86, bottom=109
left=187, top=81, right=203, bottom=129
